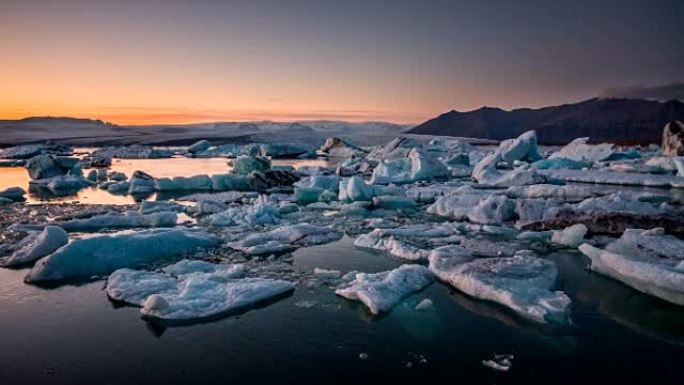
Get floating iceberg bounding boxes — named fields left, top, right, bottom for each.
left=229, top=156, right=271, bottom=175
left=154, top=175, right=213, bottom=191
left=506, top=184, right=596, bottom=202
left=354, top=231, right=429, bottom=261
left=230, top=223, right=342, bottom=255
left=25, top=227, right=221, bottom=283
left=551, top=224, right=587, bottom=247
left=429, top=253, right=571, bottom=323
left=128, top=170, right=155, bottom=195
left=187, top=140, right=211, bottom=154
left=539, top=169, right=684, bottom=188
left=497, top=130, right=542, bottom=164
left=107, top=260, right=245, bottom=305
left=56, top=211, right=177, bottom=232
left=204, top=202, right=280, bottom=227
left=210, top=173, right=254, bottom=191
left=339, top=176, right=375, bottom=202
left=366, top=137, right=423, bottom=161
left=319, top=137, right=367, bottom=158
left=0, top=226, right=68, bottom=267
left=335, top=265, right=433, bottom=314
left=579, top=228, right=684, bottom=305
left=548, top=137, right=618, bottom=163
left=371, top=148, right=448, bottom=184
left=137, top=274, right=292, bottom=323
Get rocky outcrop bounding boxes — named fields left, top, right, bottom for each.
left=662, top=121, right=684, bottom=156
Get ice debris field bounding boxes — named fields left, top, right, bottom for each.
left=2, top=126, right=684, bottom=330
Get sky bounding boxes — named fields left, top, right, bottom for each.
left=1, top=0, right=683, bottom=125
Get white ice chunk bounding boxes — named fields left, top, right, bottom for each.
left=0, top=226, right=68, bottom=267
left=579, top=228, right=684, bottom=305
left=429, top=254, right=571, bottom=323
left=551, top=224, right=588, bottom=247
left=107, top=262, right=292, bottom=322
left=335, top=265, right=433, bottom=314
left=339, top=176, right=375, bottom=202
left=25, top=228, right=221, bottom=283
left=549, top=137, right=617, bottom=163
left=230, top=224, right=342, bottom=255
left=539, top=169, right=684, bottom=188
left=57, top=211, right=177, bottom=232
left=204, top=202, right=280, bottom=227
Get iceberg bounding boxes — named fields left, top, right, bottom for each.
left=366, top=137, right=423, bottom=161
left=339, top=176, right=375, bottom=202
left=128, top=170, right=155, bottom=195
left=319, top=137, right=367, bottom=158
left=548, top=137, right=618, bottom=163
left=25, top=227, right=221, bottom=283
left=429, top=253, right=571, bottom=323
left=466, top=195, right=516, bottom=225
left=551, top=224, right=588, bottom=247
left=210, top=173, right=254, bottom=191
left=229, top=156, right=271, bottom=175
left=154, top=175, right=213, bottom=191
left=370, top=148, right=448, bottom=184
left=579, top=228, right=684, bottom=305
left=506, top=184, right=596, bottom=202
left=187, top=139, right=211, bottom=154
left=204, top=202, right=280, bottom=227
left=539, top=169, right=684, bottom=188
left=335, top=265, right=433, bottom=314
left=354, top=231, right=430, bottom=261
left=497, top=130, right=542, bottom=164
left=107, top=260, right=245, bottom=305
left=121, top=269, right=293, bottom=323
left=56, top=211, right=178, bottom=232
left=0, top=226, right=68, bottom=267
left=230, top=223, right=342, bottom=255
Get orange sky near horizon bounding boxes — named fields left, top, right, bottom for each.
left=2, top=1, right=682, bottom=126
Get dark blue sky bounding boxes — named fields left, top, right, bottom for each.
left=1, top=0, right=683, bottom=123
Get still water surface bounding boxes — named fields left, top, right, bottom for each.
left=0, top=236, right=682, bottom=384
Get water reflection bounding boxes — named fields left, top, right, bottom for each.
left=551, top=251, right=684, bottom=345
left=0, top=157, right=332, bottom=205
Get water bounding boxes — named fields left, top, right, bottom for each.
left=0, top=157, right=331, bottom=204
left=1, top=156, right=684, bottom=383
left=0, top=236, right=682, bottom=384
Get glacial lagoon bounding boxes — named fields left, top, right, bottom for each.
left=1, top=135, right=683, bottom=385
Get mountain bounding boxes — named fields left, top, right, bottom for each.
left=408, top=98, right=684, bottom=144
left=0, top=117, right=418, bottom=147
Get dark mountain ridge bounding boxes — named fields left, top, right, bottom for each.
left=409, top=98, right=684, bottom=144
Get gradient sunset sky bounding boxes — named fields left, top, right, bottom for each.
left=2, top=0, right=683, bottom=125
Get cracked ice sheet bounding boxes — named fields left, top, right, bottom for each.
left=429, top=253, right=571, bottom=324
left=579, top=228, right=684, bottom=305
left=335, top=264, right=433, bottom=314
left=107, top=259, right=293, bottom=322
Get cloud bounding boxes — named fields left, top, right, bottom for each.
left=599, top=83, right=684, bottom=101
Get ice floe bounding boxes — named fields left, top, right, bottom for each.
left=25, top=227, right=221, bottom=283
left=0, top=226, right=68, bottom=267
left=429, top=253, right=571, bottom=323
left=579, top=228, right=684, bottom=305
left=335, top=264, right=433, bottom=314
left=230, top=223, right=342, bottom=255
